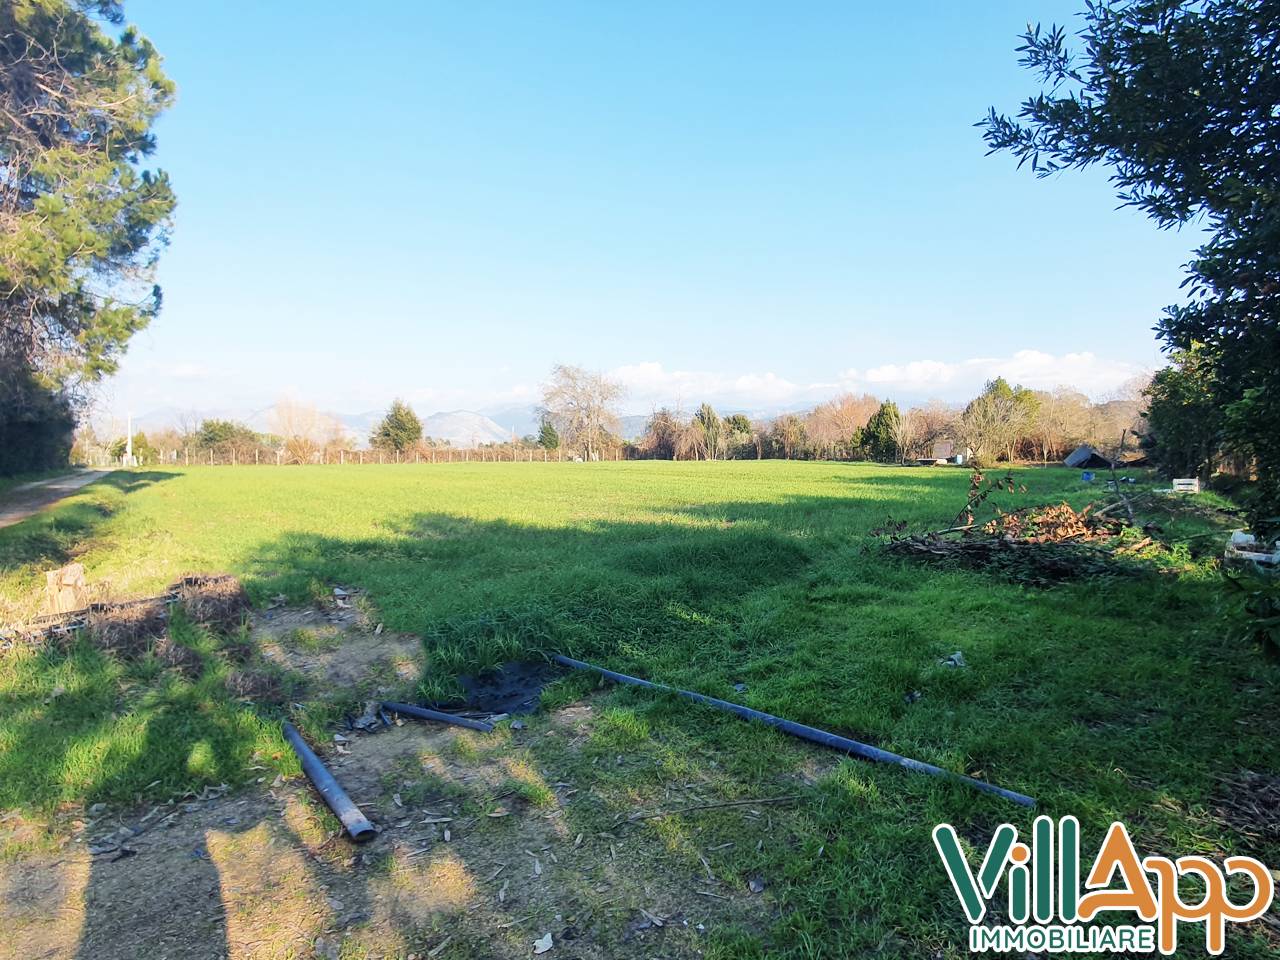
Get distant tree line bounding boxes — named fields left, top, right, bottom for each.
left=78, top=370, right=1159, bottom=471
left=74, top=398, right=557, bottom=467
left=629, top=377, right=1149, bottom=466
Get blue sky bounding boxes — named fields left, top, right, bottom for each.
left=103, top=1, right=1198, bottom=421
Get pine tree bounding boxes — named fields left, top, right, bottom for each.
left=1, top=2, right=175, bottom=473
left=538, top=419, right=560, bottom=450
left=863, top=402, right=901, bottom=463
left=1, top=2, right=175, bottom=398
left=370, top=400, right=423, bottom=453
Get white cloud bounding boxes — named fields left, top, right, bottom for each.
left=610, top=362, right=827, bottom=411
left=610, top=351, right=1150, bottom=414
left=860, top=349, right=1146, bottom=398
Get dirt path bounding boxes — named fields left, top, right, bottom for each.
left=0, top=470, right=111, bottom=530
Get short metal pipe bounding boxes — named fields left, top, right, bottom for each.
left=553, top=654, right=1035, bottom=808
left=281, top=721, right=378, bottom=842
left=382, top=701, right=495, bottom=732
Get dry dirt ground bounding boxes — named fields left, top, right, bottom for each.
left=0, top=610, right=775, bottom=960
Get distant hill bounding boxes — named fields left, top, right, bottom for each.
left=420, top=410, right=511, bottom=445
left=481, top=404, right=541, bottom=437
left=617, top=414, right=648, bottom=440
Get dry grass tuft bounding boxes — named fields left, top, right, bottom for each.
left=154, top=635, right=203, bottom=678
left=1213, top=770, right=1280, bottom=843
left=86, top=599, right=168, bottom=658
left=225, top=668, right=283, bottom=703
left=173, top=574, right=249, bottom=633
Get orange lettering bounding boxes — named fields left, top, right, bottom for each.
left=1078, top=822, right=1158, bottom=922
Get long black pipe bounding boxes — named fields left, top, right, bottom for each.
left=281, top=722, right=378, bottom=842
left=553, top=654, right=1035, bottom=808
left=382, top=701, right=495, bottom=732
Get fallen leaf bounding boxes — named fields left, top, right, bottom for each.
left=532, top=932, right=553, bottom=954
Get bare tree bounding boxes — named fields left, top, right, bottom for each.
left=908, top=401, right=959, bottom=459
left=771, top=414, right=806, bottom=460
left=639, top=407, right=681, bottom=459
left=269, top=399, right=338, bottom=465
left=1105, top=371, right=1154, bottom=403
left=959, top=392, right=1029, bottom=464
left=806, top=393, right=879, bottom=459
left=1031, top=387, right=1090, bottom=463
left=674, top=420, right=705, bottom=461
left=890, top=408, right=920, bottom=462
left=541, top=364, right=624, bottom=461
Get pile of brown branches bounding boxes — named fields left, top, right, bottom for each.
left=884, top=528, right=1126, bottom=586
left=878, top=470, right=1149, bottom=586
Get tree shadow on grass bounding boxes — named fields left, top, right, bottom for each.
left=243, top=510, right=813, bottom=681
left=21, top=500, right=817, bottom=957
left=6, top=490, right=1275, bottom=958
left=0, top=470, right=176, bottom=577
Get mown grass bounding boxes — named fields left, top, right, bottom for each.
left=0, top=462, right=1276, bottom=956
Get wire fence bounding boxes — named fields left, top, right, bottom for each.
left=78, top=444, right=636, bottom=468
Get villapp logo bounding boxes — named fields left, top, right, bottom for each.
left=933, top=817, right=1274, bottom=955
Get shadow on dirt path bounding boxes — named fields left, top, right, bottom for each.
left=0, top=471, right=113, bottom=531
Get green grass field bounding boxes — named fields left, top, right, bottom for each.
left=1, top=462, right=1276, bottom=956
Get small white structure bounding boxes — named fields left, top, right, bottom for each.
left=1172, top=478, right=1201, bottom=494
